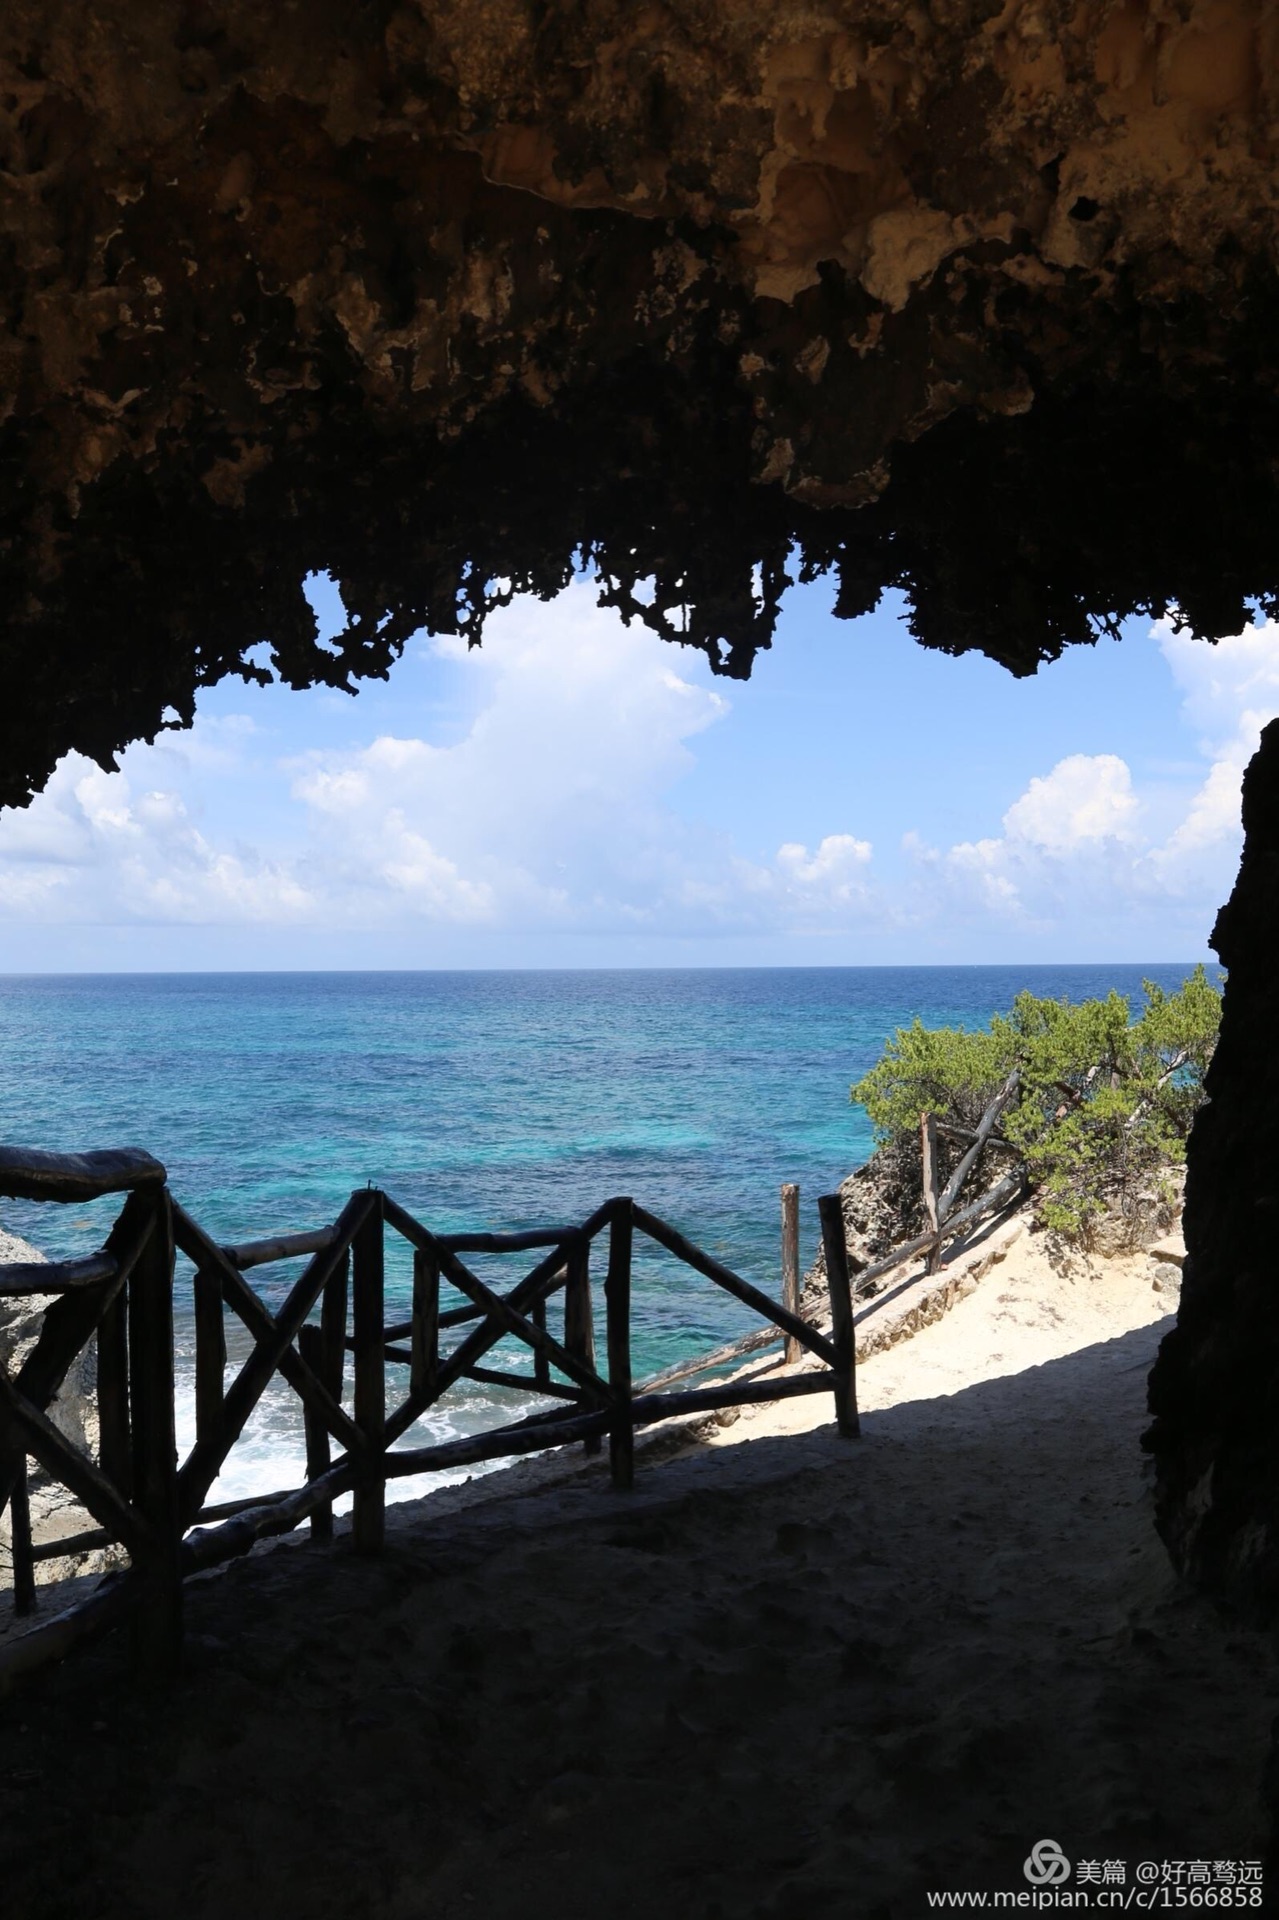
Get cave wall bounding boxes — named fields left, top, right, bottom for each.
left=3, top=1, right=1279, bottom=804
left=1148, top=722, right=1279, bottom=1613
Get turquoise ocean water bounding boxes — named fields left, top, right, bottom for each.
left=0, top=966, right=1202, bottom=1501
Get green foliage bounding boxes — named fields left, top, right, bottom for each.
left=850, top=967, right=1222, bottom=1240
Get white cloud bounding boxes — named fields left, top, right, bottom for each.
left=0, top=595, right=1273, bottom=952
left=921, top=622, right=1279, bottom=930
left=0, top=587, right=882, bottom=938
left=762, top=835, right=877, bottom=919
left=1159, top=619, right=1279, bottom=747
left=0, top=744, right=312, bottom=925
left=1144, top=619, right=1279, bottom=895
left=1000, top=753, right=1139, bottom=851
left=284, top=589, right=734, bottom=927
left=936, top=754, right=1141, bottom=925
left=676, top=832, right=882, bottom=933
left=775, top=834, right=873, bottom=886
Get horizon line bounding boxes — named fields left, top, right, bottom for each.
left=0, top=958, right=1216, bottom=979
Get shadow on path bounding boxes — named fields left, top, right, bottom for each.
left=2, top=1323, right=1273, bottom=1919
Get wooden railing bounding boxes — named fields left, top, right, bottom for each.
left=0, top=1148, right=861, bottom=1681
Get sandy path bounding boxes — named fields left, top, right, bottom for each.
left=2, top=1233, right=1274, bottom=1918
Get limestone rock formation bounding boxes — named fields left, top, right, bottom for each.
left=801, top=1149, right=931, bottom=1308
left=1147, top=721, right=1279, bottom=1614
left=3, top=1, right=1279, bottom=803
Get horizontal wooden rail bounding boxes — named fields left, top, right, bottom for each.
left=379, top=1295, right=491, bottom=1342
left=31, top=1524, right=111, bottom=1561
left=183, top=1371, right=834, bottom=1581
left=0, top=1252, right=118, bottom=1296
left=31, top=1476, right=339, bottom=1558
left=382, top=1373, right=839, bottom=1478
left=463, top=1364, right=584, bottom=1401
left=32, top=1485, right=350, bottom=1543
left=0, top=1572, right=139, bottom=1686
left=630, top=1369, right=831, bottom=1425
left=0, top=1145, right=166, bottom=1204
left=635, top=1325, right=783, bottom=1395
left=631, top=1203, right=838, bottom=1370
left=434, top=1227, right=582, bottom=1254
left=219, top=1228, right=338, bottom=1270
left=182, top=1466, right=362, bottom=1572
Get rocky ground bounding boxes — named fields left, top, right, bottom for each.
left=800, top=1146, right=1181, bottom=1310
left=1, top=1201, right=1273, bottom=1919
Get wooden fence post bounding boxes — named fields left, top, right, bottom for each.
left=322, top=1251, right=349, bottom=1395
left=352, top=1198, right=385, bottom=1554
left=409, top=1247, right=438, bottom=1403
left=781, top=1183, right=801, bottom=1365
left=564, top=1238, right=600, bottom=1455
left=531, top=1296, right=551, bottom=1391
left=605, top=1200, right=634, bottom=1490
left=298, top=1323, right=331, bottom=1543
left=920, top=1111, right=942, bottom=1274
left=193, top=1264, right=225, bottom=1454
left=128, top=1187, right=183, bottom=1675
left=10, top=1454, right=36, bottom=1616
left=97, top=1286, right=130, bottom=1501
left=304, top=1251, right=349, bottom=1545
left=817, top=1193, right=861, bottom=1439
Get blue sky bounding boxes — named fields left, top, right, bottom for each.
left=0, top=569, right=1273, bottom=969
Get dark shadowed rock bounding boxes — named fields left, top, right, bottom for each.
left=1147, top=719, right=1279, bottom=1615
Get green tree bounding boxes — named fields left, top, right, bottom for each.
left=851, top=968, right=1221, bottom=1240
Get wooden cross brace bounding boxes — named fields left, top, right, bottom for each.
left=172, top=1192, right=378, bottom=1525
left=381, top=1195, right=616, bottom=1446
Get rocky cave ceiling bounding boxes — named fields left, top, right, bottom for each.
left=2, top=0, right=1279, bottom=806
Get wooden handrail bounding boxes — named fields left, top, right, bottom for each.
left=381, top=1299, right=489, bottom=1341
left=220, top=1228, right=337, bottom=1270
left=635, top=1325, right=782, bottom=1395
left=434, top=1227, right=584, bottom=1253
left=0, top=1253, right=118, bottom=1296
left=631, top=1202, right=838, bottom=1370
left=0, top=1145, right=166, bottom=1203
left=3, top=1176, right=859, bottom=1680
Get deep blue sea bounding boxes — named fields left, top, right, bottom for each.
left=0, top=966, right=1203, bottom=1501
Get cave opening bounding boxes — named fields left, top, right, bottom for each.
left=3, top=4, right=1279, bottom=1892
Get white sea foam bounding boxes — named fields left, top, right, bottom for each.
left=173, top=1365, right=544, bottom=1519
